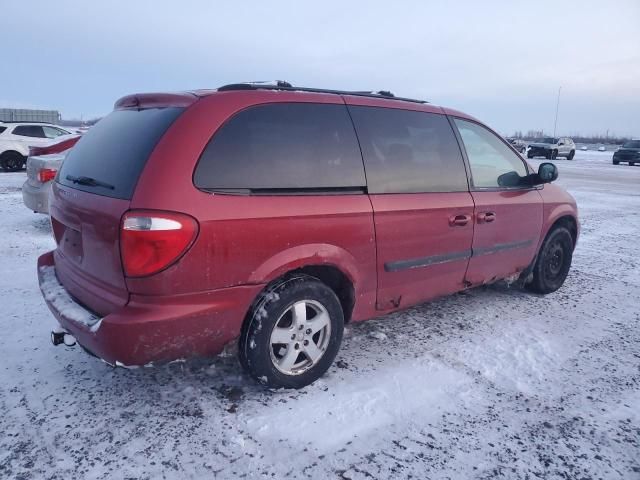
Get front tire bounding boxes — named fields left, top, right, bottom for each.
left=551, top=150, right=558, bottom=160
left=527, top=227, right=574, bottom=294
left=239, top=275, right=344, bottom=389
left=567, top=150, right=575, bottom=160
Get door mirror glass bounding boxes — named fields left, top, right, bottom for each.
left=537, top=162, right=558, bottom=183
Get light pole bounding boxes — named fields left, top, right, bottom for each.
left=553, top=86, right=561, bottom=138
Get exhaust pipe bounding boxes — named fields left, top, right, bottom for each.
left=51, top=330, right=76, bottom=347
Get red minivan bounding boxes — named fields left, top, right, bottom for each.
left=38, top=82, right=578, bottom=388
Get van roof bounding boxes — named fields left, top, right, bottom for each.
left=214, top=81, right=428, bottom=104
left=114, top=81, right=431, bottom=110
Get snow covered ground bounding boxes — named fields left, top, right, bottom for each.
left=1, top=151, right=638, bottom=479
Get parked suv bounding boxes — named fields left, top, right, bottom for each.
left=527, top=137, right=576, bottom=160
left=0, top=122, right=74, bottom=171
left=38, top=83, right=579, bottom=388
left=506, top=137, right=527, bottom=153
left=612, top=140, right=640, bottom=166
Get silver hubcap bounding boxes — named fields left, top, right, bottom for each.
left=269, top=300, right=331, bottom=375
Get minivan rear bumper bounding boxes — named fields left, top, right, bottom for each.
left=38, top=251, right=262, bottom=366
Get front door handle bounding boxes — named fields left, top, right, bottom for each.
left=477, top=212, right=496, bottom=223
left=449, top=214, right=471, bottom=227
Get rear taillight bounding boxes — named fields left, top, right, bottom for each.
left=37, top=168, right=57, bottom=183
left=120, top=211, right=199, bottom=277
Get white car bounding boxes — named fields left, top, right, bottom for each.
left=0, top=122, right=74, bottom=171
left=22, top=135, right=80, bottom=214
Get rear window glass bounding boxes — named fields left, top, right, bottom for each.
left=58, top=107, right=184, bottom=199
left=348, top=106, right=468, bottom=193
left=194, top=103, right=365, bottom=193
left=13, top=125, right=45, bottom=138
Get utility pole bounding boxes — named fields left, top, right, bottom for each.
left=553, top=86, right=561, bottom=137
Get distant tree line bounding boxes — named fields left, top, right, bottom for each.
left=509, top=130, right=633, bottom=144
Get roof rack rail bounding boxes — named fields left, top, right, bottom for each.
left=217, top=82, right=427, bottom=104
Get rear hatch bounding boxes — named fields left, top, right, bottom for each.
left=50, top=105, right=186, bottom=316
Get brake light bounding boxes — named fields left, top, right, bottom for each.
left=120, top=211, right=199, bottom=277
left=37, top=168, right=57, bottom=183
left=29, top=136, right=80, bottom=156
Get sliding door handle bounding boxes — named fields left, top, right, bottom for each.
left=477, top=212, right=496, bottom=223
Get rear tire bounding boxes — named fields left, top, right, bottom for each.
left=630, top=162, right=636, bottom=166
left=239, top=275, right=344, bottom=389
left=567, top=150, right=575, bottom=160
left=527, top=227, right=574, bottom=294
left=0, top=151, right=25, bottom=172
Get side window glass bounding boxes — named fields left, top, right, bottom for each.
left=43, top=126, right=64, bottom=138
left=454, top=119, right=528, bottom=188
left=13, top=125, right=46, bottom=138
left=348, top=106, right=468, bottom=193
left=194, top=103, right=365, bottom=191
left=42, top=126, right=64, bottom=138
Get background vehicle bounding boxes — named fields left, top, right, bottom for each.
left=39, top=83, right=578, bottom=389
left=0, top=122, right=74, bottom=171
left=612, top=140, right=640, bottom=165
left=22, top=136, right=80, bottom=213
left=527, top=137, right=576, bottom=160
left=506, top=137, right=527, bottom=153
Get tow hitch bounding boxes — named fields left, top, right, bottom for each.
left=51, top=330, right=76, bottom=347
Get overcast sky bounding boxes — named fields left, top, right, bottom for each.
left=3, top=0, right=639, bottom=137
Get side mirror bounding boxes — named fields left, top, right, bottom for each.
left=558, top=141, right=564, bottom=146
left=537, top=162, right=558, bottom=183
left=497, top=170, right=523, bottom=187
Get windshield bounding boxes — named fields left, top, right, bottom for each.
left=534, top=137, right=558, bottom=144
left=622, top=141, right=640, bottom=149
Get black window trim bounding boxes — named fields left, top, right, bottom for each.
left=448, top=115, right=541, bottom=192
left=193, top=101, right=368, bottom=196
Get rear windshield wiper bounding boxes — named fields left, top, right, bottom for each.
left=66, top=175, right=115, bottom=190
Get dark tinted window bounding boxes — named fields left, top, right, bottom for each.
left=0, top=127, right=6, bottom=134
left=13, top=125, right=46, bottom=138
left=194, top=103, right=365, bottom=192
left=348, top=106, right=468, bottom=193
left=58, top=107, right=184, bottom=199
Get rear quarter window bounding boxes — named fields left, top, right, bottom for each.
left=193, top=103, right=366, bottom=193
left=57, top=107, right=184, bottom=199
